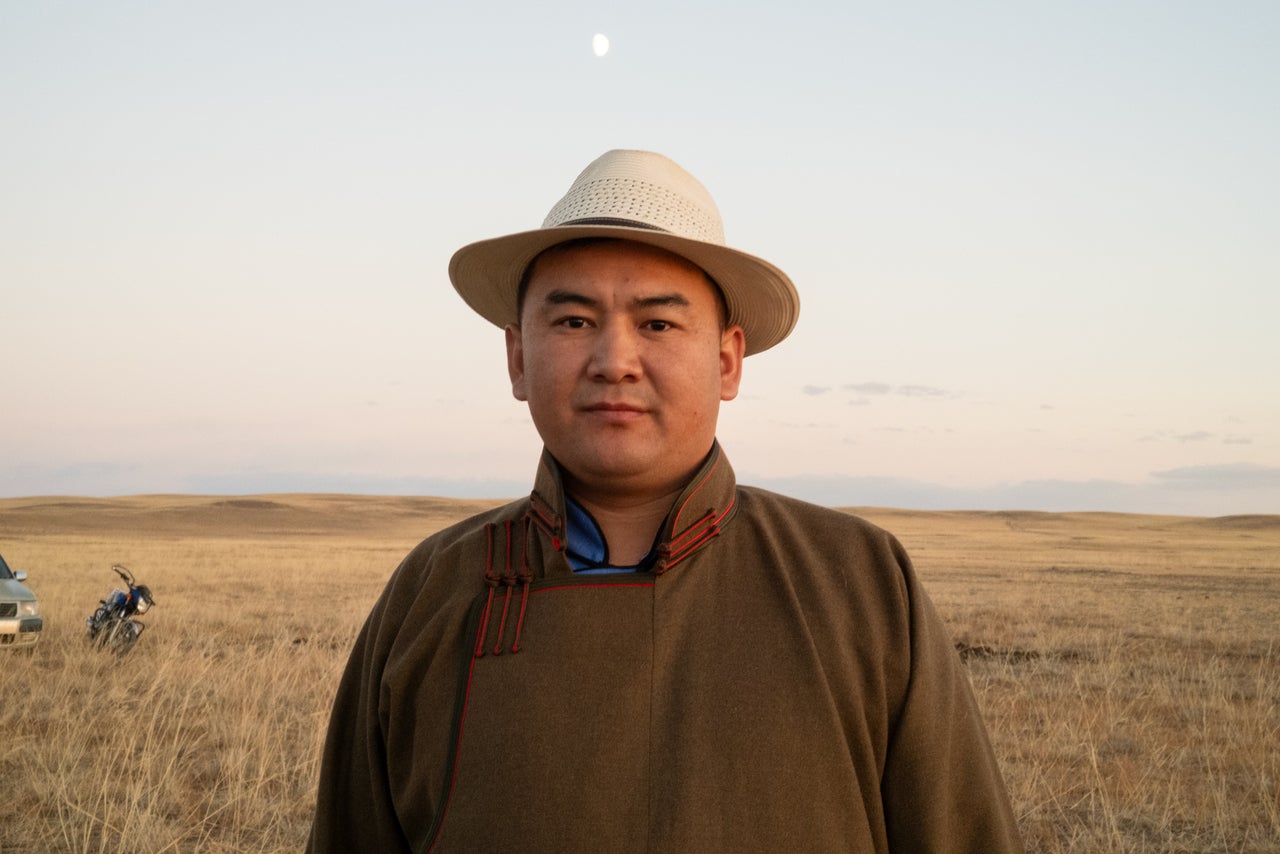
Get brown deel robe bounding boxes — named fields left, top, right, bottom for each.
left=309, top=445, right=1023, bottom=852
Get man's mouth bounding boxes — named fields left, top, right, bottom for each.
left=583, top=402, right=648, bottom=422
left=586, top=402, right=645, bottom=412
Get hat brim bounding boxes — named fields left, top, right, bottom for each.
left=449, top=225, right=799, bottom=357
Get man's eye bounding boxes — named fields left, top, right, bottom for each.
left=645, top=320, right=672, bottom=332
left=559, top=317, right=589, bottom=329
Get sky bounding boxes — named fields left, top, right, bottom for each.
left=3, top=1, right=1278, bottom=516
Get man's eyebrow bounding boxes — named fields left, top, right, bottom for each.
left=632, top=293, right=691, bottom=310
left=542, top=289, right=599, bottom=308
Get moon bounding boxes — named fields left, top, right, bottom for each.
left=592, top=33, right=609, bottom=57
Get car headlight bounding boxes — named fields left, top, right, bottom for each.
left=19, top=600, right=39, bottom=617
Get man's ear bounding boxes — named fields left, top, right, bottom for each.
left=719, top=325, right=746, bottom=402
left=505, top=324, right=528, bottom=401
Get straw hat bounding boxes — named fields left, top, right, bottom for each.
left=448, top=149, right=800, bottom=356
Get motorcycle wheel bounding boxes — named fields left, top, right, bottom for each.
left=112, top=620, right=142, bottom=656
left=101, top=618, right=125, bottom=651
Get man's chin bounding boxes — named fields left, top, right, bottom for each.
left=554, top=447, right=655, bottom=486
left=568, top=455, right=653, bottom=485
left=554, top=447, right=711, bottom=505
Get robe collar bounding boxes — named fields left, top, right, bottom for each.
left=527, top=440, right=740, bottom=577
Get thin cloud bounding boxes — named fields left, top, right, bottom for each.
left=802, top=385, right=832, bottom=396
left=1175, top=431, right=1214, bottom=442
left=843, top=382, right=891, bottom=395
left=839, top=382, right=953, bottom=399
left=897, top=384, right=948, bottom=398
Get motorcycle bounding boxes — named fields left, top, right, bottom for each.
left=86, top=564, right=156, bottom=655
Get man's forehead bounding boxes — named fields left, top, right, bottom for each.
left=527, top=242, right=714, bottom=294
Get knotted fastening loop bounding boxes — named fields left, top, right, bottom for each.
left=654, top=507, right=726, bottom=574
left=473, top=523, right=501, bottom=658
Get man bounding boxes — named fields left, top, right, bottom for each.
left=309, top=150, right=1023, bottom=852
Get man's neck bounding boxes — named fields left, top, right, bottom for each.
left=563, top=487, right=682, bottom=567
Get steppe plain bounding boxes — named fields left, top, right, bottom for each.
left=1, top=494, right=1277, bottom=852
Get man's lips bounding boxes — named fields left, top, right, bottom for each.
left=581, top=402, right=649, bottom=422
left=585, top=402, right=645, bottom=412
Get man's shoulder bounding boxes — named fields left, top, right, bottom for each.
left=729, top=485, right=917, bottom=621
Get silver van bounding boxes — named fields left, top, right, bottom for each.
left=0, top=552, right=42, bottom=650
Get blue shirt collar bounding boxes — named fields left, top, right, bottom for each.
left=564, top=497, right=652, bottom=573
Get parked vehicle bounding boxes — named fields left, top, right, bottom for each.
left=86, top=564, right=156, bottom=655
left=0, top=551, right=42, bottom=651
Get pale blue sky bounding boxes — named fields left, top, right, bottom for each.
left=3, top=1, right=1278, bottom=515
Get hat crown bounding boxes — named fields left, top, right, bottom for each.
left=541, top=150, right=726, bottom=245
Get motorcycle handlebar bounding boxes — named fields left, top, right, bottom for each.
left=111, top=563, right=136, bottom=586
left=108, top=564, right=155, bottom=606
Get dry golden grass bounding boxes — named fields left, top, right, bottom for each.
left=1, top=495, right=1277, bottom=852
left=872, top=507, right=1280, bottom=852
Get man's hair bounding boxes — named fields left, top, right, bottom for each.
left=516, top=238, right=730, bottom=329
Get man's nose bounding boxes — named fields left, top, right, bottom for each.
left=589, top=322, right=641, bottom=382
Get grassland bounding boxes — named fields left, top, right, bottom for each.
left=1, top=495, right=1277, bottom=852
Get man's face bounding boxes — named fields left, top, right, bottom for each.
left=506, top=240, right=745, bottom=503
